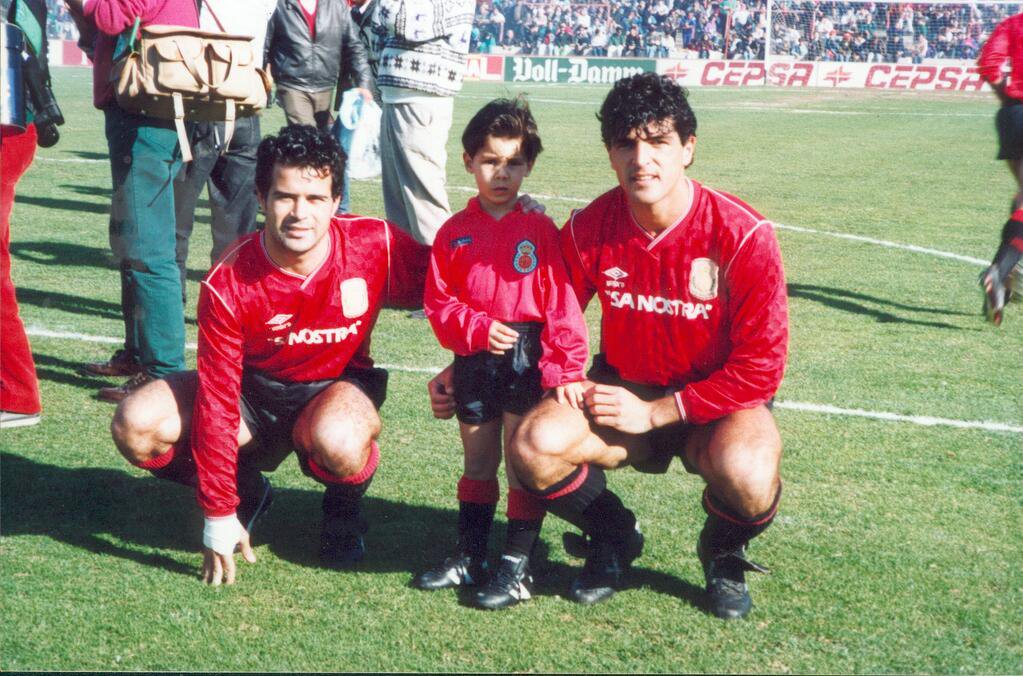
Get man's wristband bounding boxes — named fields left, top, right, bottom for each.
left=203, top=515, right=242, bottom=556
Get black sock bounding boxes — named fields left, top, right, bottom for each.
left=322, top=475, right=374, bottom=522
left=148, top=451, right=197, bottom=488
left=458, top=501, right=496, bottom=558
left=533, top=463, right=605, bottom=532
left=701, top=485, right=781, bottom=558
left=534, top=464, right=634, bottom=540
left=581, top=489, right=636, bottom=542
left=504, top=518, right=543, bottom=558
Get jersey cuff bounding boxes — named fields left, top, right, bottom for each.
left=673, top=390, right=688, bottom=425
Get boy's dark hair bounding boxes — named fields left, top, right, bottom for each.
left=461, top=96, right=543, bottom=164
left=597, top=73, right=698, bottom=147
left=255, top=125, right=346, bottom=200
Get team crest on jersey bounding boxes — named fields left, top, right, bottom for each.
left=513, top=240, right=538, bottom=273
left=688, top=258, right=719, bottom=300
left=340, top=277, right=369, bottom=318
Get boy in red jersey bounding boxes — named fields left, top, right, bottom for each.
left=977, top=11, right=1023, bottom=325
left=110, top=125, right=430, bottom=585
left=414, top=99, right=589, bottom=610
left=430, top=74, right=788, bottom=619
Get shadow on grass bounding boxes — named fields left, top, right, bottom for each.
left=787, top=282, right=974, bottom=329
left=0, top=453, right=462, bottom=580
left=14, top=194, right=111, bottom=215
left=16, top=286, right=198, bottom=327
left=66, top=150, right=109, bottom=161
left=32, top=353, right=113, bottom=390
left=11, top=241, right=113, bottom=269
left=0, top=452, right=708, bottom=609
left=16, top=286, right=121, bottom=321
left=1, top=453, right=199, bottom=576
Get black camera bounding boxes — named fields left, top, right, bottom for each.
left=22, top=51, right=63, bottom=147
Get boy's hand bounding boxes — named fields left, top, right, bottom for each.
left=427, top=365, right=456, bottom=420
left=554, top=381, right=586, bottom=410
left=488, top=321, right=519, bottom=354
left=516, top=193, right=547, bottom=214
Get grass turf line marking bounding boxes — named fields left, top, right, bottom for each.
left=29, top=163, right=987, bottom=266
left=774, top=401, right=1023, bottom=434
left=773, top=223, right=988, bottom=266
left=24, top=327, right=1021, bottom=434
left=458, top=93, right=990, bottom=117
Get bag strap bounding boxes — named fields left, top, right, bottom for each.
left=220, top=99, right=235, bottom=155
left=202, top=0, right=227, bottom=33
left=172, top=93, right=193, bottom=163
left=175, top=39, right=211, bottom=89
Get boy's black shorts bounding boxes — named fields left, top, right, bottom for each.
left=996, top=102, right=1023, bottom=160
left=453, top=321, right=544, bottom=424
left=237, top=366, right=388, bottom=472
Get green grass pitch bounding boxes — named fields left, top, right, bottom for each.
left=1, top=68, right=1021, bottom=672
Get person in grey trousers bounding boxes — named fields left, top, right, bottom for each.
left=174, top=0, right=277, bottom=299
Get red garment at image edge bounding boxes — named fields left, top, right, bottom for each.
left=561, top=178, right=789, bottom=426
left=424, top=198, right=589, bottom=389
left=978, top=12, right=1023, bottom=100
left=192, top=215, right=429, bottom=517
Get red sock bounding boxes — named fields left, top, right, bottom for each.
left=506, top=488, right=545, bottom=520
left=134, top=446, right=175, bottom=470
left=307, top=442, right=380, bottom=485
left=457, top=476, right=499, bottom=504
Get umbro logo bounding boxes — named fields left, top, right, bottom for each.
left=603, top=267, right=628, bottom=280
left=266, top=314, right=294, bottom=332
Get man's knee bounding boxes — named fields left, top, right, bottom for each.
left=111, top=393, right=168, bottom=465
left=700, top=436, right=781, bottom=517
left=508, top=405, right=578, bottom=489
left=301, top=418, right=373, bottom=478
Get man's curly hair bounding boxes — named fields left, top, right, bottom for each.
left=597, top=73, right=698, bottom=147
left=255, top=125, right=346, bottom=200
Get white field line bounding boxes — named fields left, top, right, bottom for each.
left=458, top=93, right=989, bottom=117
left=32, top=160, right=987, bottom=266
left=773, top=223, right=989, bottom=266
left=24, top=327, right=1022, bottom=434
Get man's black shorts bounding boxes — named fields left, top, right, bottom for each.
left=238, top=366, right=388, bottom=472
left=587, top=354, right=775, bottom=475
left=996, top=102, right=1023, bottom=160
left=453, top=321, right=544, bottom=424
left=586, top=353, right=696, bottom=474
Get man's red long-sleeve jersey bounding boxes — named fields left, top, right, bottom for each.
left=424, top=198, right=589, bottom=389
left=978, top=12, right=1023, bottom=100
left=192, top=215, right=429, bottom=517
left=561, top=179, right=788, bottom=426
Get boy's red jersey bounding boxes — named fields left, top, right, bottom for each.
left=425, top=198, right=589, bottom=389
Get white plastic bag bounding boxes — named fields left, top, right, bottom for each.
left=334, top=89, right=382, bottom=180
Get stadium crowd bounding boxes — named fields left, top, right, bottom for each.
left=34, top=0, right=1015, bottom=63
left=471, top=0, right=1012, bottom=63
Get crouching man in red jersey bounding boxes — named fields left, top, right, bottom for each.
left=111, top=125, right=430, bottom=584
left=430, top=73, right=789, bottom=619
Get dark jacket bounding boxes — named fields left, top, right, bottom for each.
left=265, top=0, right=372, bottom=108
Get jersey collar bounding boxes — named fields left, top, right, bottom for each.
left=627, top=178, right=700, bottom=252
